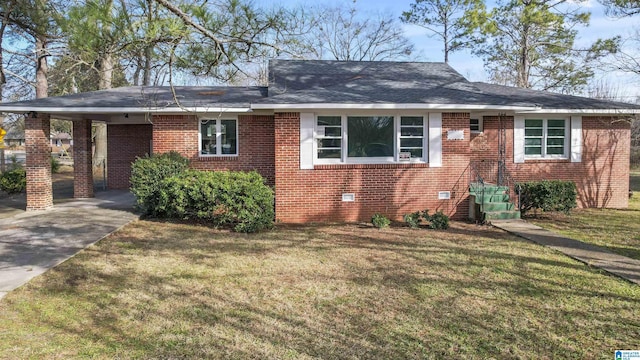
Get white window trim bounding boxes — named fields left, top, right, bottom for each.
left=198, top=117, right=239, bottom=157
left=470, top=114, right=483, bottom=133
left=312, top=113, right=429, bottom=165
left=524, top=117, right=569, bottom=160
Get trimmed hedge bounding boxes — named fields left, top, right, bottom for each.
left=130, top=151, right=190, bottom=214
left=518, top=180, right=577, bottom=215
left=154, top=170, right=275, bottom=233
left=0, top=167, right=26, bottom=194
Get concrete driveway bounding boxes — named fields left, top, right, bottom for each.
left=0, top=190, right=139, bottom=299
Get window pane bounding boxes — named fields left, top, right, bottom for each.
left=525, top=129, right=543, bottom=137
left=470, top=119, right=480, bottom=131
left=525, top=119, right=543, bottom=127
left=548, top=119, right=565, bottom=128
left=221, top=120, right=237, bottom=155
left=547, top=138, right=564, bottom=146
left=201, top=122, right=216, bottom=155
left=401, top=116, right=423, bottom=126
left=546, top=147, right=564, bottom=155
left=525, top=146, right=542, bottom=155
left=547, top=129, right=565, bottom=137
left=323, top=127, right=342, bottom=137
left=318, top=116, right=341, bottom=126
left=318, top=149, right=341, bottom=159
left=347, top=116, right=394, bottom=157
left=400, top=148, right=423, bottom=158
left=318, top=138, right=341, bottom=148
left=400, top=127, right=423, bottom=137
left=401, top=138, right=423, bottom=148
left=525, top=138, right=542, bottom=146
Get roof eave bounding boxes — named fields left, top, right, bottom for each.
left=0, top=106, right=253, bottom=114
left=515, top=109, right=639, bottom=115
left=249, top=103, right=536, bottom=111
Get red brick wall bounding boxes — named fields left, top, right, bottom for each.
left=25, top=113, right=53, bottom=210
left=471, top=116, right=630, bottom=209
left=72, top=120, right=93, bottom=198
left=152, top=114, right=275, bottom=185
left=107, top=124, right=153, bottom=189
left=274, top=112, right=472, bottom=223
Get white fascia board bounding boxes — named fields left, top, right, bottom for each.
left=0, top=106, right=252, bottom=114
left=516, top=109, right=638, bottom=115
left=250, top=103, right=535, bottom=111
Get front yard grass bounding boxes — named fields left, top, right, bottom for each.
left=0, top=220, right=638, bottom=359
left=530, top=169, right=640, bottom=260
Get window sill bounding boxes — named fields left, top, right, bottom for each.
left=198, top=155, right=239, bottom=161
left=314, top=163, right=429, bottom=170
left=523, top=157, right=569, bottom=163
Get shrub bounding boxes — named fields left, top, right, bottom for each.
left=371, top=213, right=391, bottom=229
left=154, top=170, right=274, bottom=233
left=51, top=156, right=60, bottom=174
left=518, top=180, right=577, bottom=215
left=130, top=151, right=190, bottom=214
left=0, top=167, right=26, bottom=194
left=403, top=211, right=422, bottom=228
left=422, top=210, right=450, bottom=230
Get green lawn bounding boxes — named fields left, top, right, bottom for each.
left=0, top=220, right=638, bottom=359
left=530, top=170, right=640, bottom=260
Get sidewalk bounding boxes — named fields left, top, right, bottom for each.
left=0, top=191, right=138, bottom=299
left=492, top=219, right=640, bottom=285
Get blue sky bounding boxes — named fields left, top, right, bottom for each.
left=269, top=0, right=640, bottom=102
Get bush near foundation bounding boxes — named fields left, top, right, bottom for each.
left=0, top=167, right=26, bottom=194
left=371, top=213, right=391, bottom=229
left=154, top=170, right=274, bottom=233
left=130, top=152, right=190, bottom=214
left=518, top=180, right=577, bottom=215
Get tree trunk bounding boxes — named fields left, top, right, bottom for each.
left=92, top=122, right=107, bottom=168
left=143, top=45, right=152, bottom=85
left=93, top=0, right=114, bottom=170
left=93, top=54, right=111, bottom=168
left=98, top=53, right=113, bottom=90
left=35, top=0, right=48, bottom=98
left=35, top=35, right=48, bottom=98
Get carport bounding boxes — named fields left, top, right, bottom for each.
left=0, top=86, right=256, bottom=211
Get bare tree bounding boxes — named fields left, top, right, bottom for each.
left=310, top=2, right=414, bottom=61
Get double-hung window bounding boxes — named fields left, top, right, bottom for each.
left=200, top=118, right=238, bottom=156
left=524, top=118, right=567, bottom=158
left=316, top=116, right=342, bottom=159
left=399, top=116, right=424, bottom=159
left=314, top=114, right=426, bottom=164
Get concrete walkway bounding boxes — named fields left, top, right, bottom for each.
left=492, top=219, right=640, bottom=285
left=0, top=190, right=139, bottom=299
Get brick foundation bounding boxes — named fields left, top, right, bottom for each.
left=25, top=113, right=53, bottom=210
left=72, top=120, right=93, bottom=198
left=107, top=124, right=153, bottom=189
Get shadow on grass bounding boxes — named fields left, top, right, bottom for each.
left=5, top=220, right=639, bottom=358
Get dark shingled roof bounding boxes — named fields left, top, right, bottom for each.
left=472, top=82, right=639, bottom=110
left=0, top=60, right=638, bottom=113
left=262, top=60, right=491, bottom=105
left=261, top=59, right=640, bottom=110
left=0, top=86, right=267, bottom=111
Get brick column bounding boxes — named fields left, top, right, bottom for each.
left=25, top=113, right=53, bottom=211
left=72, top=120, right=93, bottom=198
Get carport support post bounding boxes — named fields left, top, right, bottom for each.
left=72, top=120, right=93, bottom=198
left=25, top=112, right=53, bottom=211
